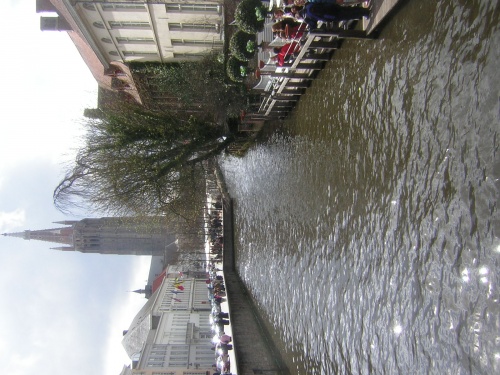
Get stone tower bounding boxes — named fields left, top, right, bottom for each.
left=2, top=217, right=177, bottom=256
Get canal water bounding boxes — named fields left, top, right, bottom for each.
left=219, top=0, right=499, bottom=374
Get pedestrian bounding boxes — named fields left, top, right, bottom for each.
left=301, top=2, right=370, bottom=29
left=271, top=42, right=301, bottom=66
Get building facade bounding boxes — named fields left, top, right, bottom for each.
left=122, top=265, right=216, bottom=375
left=35, top=0, right=224, bottom=104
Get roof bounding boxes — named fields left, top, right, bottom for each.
left=152, top=269, right=167, bottom=295
left=121, top=288, right=159, bottom=357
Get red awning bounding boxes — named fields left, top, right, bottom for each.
left=151, top=269, right=167, bottom=294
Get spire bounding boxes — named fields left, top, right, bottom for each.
left=51, top=246, right=75, bottom=251
left=2, top=230, right=31, bottom=240
left=53, top=220, right=78, bottom=225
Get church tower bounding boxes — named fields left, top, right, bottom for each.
left=3, top=225, right=75, bottom=250
left=2, top=217, right=177, bottom=256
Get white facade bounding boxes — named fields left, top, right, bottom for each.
left=122, top=272, right=217, bottom=375
left=73, top=1, right=224, bottom=63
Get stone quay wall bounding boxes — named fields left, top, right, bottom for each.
left=216, top=166, right=290, bottom=375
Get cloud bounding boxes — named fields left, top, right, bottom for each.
left=0, top=240, right=148, bottom=375
left=0, top=209, right=26, bottom=232
left=0, top=3, right=147, bottom=374
left=103, top=256, right=151, bottom=373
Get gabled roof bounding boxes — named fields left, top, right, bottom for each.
left=121, top=288, right=159, bottom=358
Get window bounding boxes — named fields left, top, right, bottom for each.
left=109, top=21, right=150, bottom=29
left=82, top=3, right=96, bottom=11
left=173, top=52, right=206, bottom=59
left=116, top=37, right=155, bottom=44
left=168, top=23, right=218, bottom=32
left=102, top=4, right=145, bottom=11
left=166, top=3, right=220, bottom=13
left=93, top=21, right=105, bottom=29
left=167, top=361, right=188, bottom=367
left=123, top=51, right=158, bottom=56
left=109, top=51, right=119, bottom=56
left=149, top=356, right=165, bottom=361
left=101, top=38, right=112, bottom=43
left=171, top=39, right=222, bottom=47
left=147, top=361, right=164, bottom=367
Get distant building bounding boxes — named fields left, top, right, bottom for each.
left=35, top=0, right=225, bottom=106
left=122, top=265, right=216, bottom=374
left=2, top=217, right=177, bottom=257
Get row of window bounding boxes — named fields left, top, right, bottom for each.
left=108, top=47, right=220, bottom=59
left=83, top=3, right=220, bottom=13
left=84, top=3, right=145, bottom=11
left=109, top=50, right=157, bottom=57
left=104, top=37, right=222, bottom=46
left=94, top=21, right=220, bottom=32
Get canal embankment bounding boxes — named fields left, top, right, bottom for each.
left=215, top=164, right=290, bottom=375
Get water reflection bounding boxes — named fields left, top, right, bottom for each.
left=220, top=0, right=499, bottom=374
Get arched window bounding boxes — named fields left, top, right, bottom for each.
left=93, top=21, right=105, bottom=29
left=101, top=38, right=112, bottom=44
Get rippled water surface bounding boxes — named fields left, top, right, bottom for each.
left=219, top=1, right=499, bottom=374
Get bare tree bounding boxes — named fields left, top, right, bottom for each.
left=54, top=106, right=232, bottom=219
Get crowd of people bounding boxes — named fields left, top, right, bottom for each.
left=203, top=192, right=234, bottom=375
left=267, top=0, right=372, bottom=65
left=208, top=265, right=233, bottom=375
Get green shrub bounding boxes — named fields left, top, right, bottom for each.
left=235, top=0, right=268, bottom=34
left=227, top=56, right=249, bottom=83
left=229, top=30, right=257, bottom=61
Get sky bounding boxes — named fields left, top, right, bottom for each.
left=1, top=2, right=150, bottom=374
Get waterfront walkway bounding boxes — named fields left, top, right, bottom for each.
left=215, top=166, right=290, bottom=375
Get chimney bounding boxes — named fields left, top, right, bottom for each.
left=36, top=0, right=57, bottom=13
left=40, top=16, right=72, bottom=31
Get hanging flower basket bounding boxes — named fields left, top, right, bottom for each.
left=227, top=56, right=249, bottom=83
left=229, top=30, right=257, bottom=62
left=235, top=0, right=268, bottom=34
